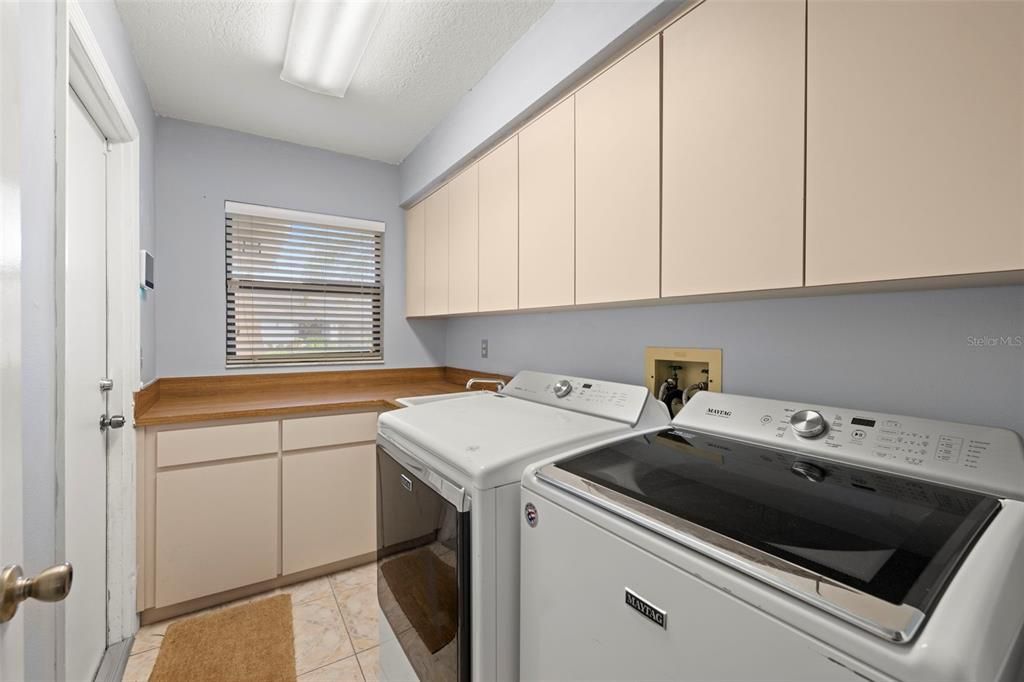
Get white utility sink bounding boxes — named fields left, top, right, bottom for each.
left=395, top=391, right=490, bottom=408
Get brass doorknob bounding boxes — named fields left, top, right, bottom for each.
left=0, top=562, right=73, bottom=623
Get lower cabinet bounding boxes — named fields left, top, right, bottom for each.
left=140, top=410, right=380, bottom=617
left=154, top=457, right=279, bottom=607
left=283, top=444, right=376, bottom=575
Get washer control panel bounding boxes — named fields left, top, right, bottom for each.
left=674, top=391, right=1024, bottom=500
left=504, top=370, right=650, bottom=425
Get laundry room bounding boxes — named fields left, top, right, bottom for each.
left=2, top=1, right=1022, bottom=681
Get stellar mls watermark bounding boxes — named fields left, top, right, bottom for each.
left=967, top=335, right=1023, bottom=348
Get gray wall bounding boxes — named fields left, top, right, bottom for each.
left=154, top=118, right=446, bottom=377
left=445, top=286, right=1024, bottom=434
left=18, top=1, right=156, bottom=678
left=398, top=0, right=682, bottom=204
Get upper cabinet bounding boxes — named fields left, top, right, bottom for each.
left=478, top=137, right=519, bottom=312
left=575, top=37, right=661, bottom=305
left=662, top=1, right=805, bottom=296
left=519, top=97, right=576, bottom=309
left=448, top=165, right=479, bottom=314
left=423, top=186, right=450, bottom=315
left=806, top=0, right=1024, bottom=285
left=405, top=203, right=425, bottom=317
left=403, top=0, right=1024, bottom=320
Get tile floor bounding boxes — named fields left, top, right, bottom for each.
left=123, top=562, right=382, bottom=681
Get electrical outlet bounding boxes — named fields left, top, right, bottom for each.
left=481, top=339, right=489, bottom=358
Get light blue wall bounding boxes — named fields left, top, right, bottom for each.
left=398, top=0, right=684, bottom=204
left=445, top=286, right=1024, bottom=434
left=18, top=1, right=156, bottom=677
left=154, top=118, right=446, bottom=377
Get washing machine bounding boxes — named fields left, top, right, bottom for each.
left=521, top=391, right=1024, bottom=681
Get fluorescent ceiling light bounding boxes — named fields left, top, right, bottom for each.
left=281, top=0, right=386, bottom=98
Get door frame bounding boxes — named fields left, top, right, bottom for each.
left=54, top=0, right=141, bottom=673
left=0, top=0, right=25, bottom=678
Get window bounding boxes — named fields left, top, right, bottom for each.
left=225, top=201, right=384, bottom=366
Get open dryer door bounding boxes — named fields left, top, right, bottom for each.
left=376, top=442, right=470, bottom=682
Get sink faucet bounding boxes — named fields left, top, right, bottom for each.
left=466, top=378, right=506, bottom=391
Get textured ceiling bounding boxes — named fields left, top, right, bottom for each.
left=115, top=0, right=553, bottom=163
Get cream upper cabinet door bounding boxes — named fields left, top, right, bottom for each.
left=806, top=0, right=1024, bottom=285
left=448, top=164, right=479, bottom=314
left=405, top=202, right=425, bottom=317
left=575, top=37, right=661, bottom=305
left=478, top=136, right=519, bottom=312
left=662, top=1, right=805, bottom=296
left=423, top=185, right=450, bottom=315
left=519, top=97, right=575, bottom=309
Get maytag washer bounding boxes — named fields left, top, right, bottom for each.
left=521, top=391, right=1024, bottom=681
left=375, top=370, right=670, bottom=681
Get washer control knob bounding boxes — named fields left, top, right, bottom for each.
left=791, top=461, right=827, bottom=483
left=553, top=379, right=573, bottom=398
left=790, top=410, right=827, bottom=438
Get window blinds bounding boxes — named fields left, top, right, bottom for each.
left=225, top=204, right=384, bottom=366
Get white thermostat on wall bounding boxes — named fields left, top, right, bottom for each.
left=140, top=250, right=154, bottom=290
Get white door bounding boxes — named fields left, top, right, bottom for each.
left=64, top=88, right=110, bottom=682
left=1, top=1, right=25, bottom=678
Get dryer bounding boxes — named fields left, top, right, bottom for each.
left=376, top=371, right=670, bottom=681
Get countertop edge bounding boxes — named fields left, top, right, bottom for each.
left=134, top=398, right=404, bottom=427
left=133, top=366, right=513, bottom=428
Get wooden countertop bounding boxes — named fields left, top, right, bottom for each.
left=134, top=366, right=511, bottom=427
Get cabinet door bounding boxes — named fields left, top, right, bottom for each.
left=575, top=37, right=660, bottom=305
left=806, top=0, right=1024, bottom=285
left=662, top=1, right=805, bottom=296
left=283, top=444, right=376, bottom=574
left=448, top=165, right=479, bottom=314
left=519, top=97, right=575, bottom=309
left=155, top=457, right=278, bottom=607
left=423, top=186, right=450, bottom=315
left=405, top=202, right=425, bottom=317
left=478, top=136, right=518, bottom=312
